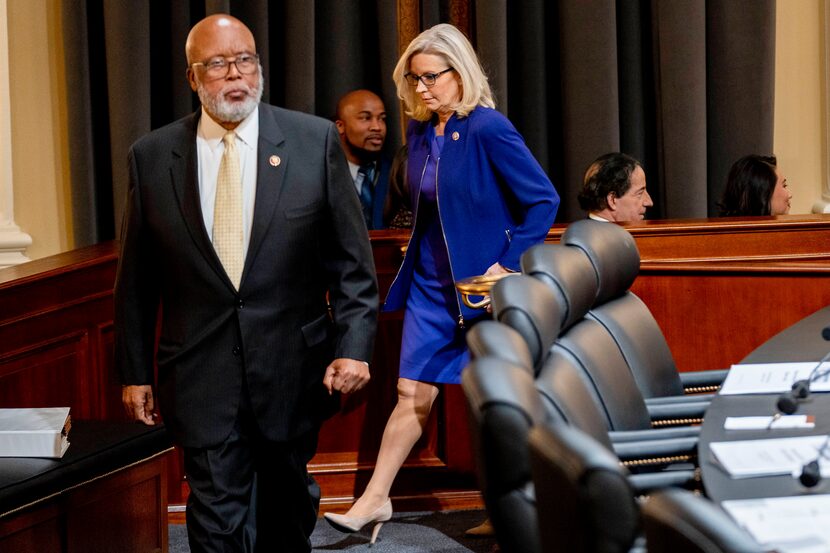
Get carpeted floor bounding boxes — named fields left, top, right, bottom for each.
left=169, top=509, right=499, bottom=552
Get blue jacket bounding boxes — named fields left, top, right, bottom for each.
left=384, top=106, right=559, bottom=322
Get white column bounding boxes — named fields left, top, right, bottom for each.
left=816, top=0, right=830, bottom=213
left=0, top=0, right=32, bottom=267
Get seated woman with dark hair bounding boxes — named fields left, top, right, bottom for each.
left=719, top=154, right=792, bottom=216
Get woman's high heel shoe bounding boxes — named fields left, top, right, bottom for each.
left=323, top=499, right=393, bottom=544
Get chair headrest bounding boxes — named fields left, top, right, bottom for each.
left=561, top=219, right=640, bottom=305
left=521, top=244, right=598, bottom=331
left=491, top=275, right=562, bottom=373
left=466, top=321, right=534, bottom=374
left=461, top=357, right=546, bottom=424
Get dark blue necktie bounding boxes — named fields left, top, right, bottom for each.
left=358, top=164, right=375, bottom=229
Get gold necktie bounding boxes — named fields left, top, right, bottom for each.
left=213, top=131, right=244, bottom=289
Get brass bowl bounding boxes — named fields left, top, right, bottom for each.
left=455, top=272, right=520, bottom=309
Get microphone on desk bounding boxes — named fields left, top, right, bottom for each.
left=799, top=435, right=830, bottom=488
left=777, top=380, right=811, bottom=415
left=800, top=460, right=822, bottom=487
left=774, top=325, right=830, bottom=416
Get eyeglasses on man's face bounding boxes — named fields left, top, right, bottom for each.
left=404, top=67, right=454, bottom=88
left=191, top=53, right=259, bottom=79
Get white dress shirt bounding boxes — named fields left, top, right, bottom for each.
left=347, top=160, right=371, bottom=195
left=196, top=106, right=259, bottom=258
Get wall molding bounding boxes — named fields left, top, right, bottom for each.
left=0, top=0, right=31, bottom=268
left=815, top=0, right=830, bottom=213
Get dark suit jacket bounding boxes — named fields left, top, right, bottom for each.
left=367, top=156, right=391, bottom=230
left=114, top=104, right=378, bottom=448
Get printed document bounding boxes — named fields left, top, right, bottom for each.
left=723, top=495, right=830, bottom=553
left=719, top=362, right=830, bottom=395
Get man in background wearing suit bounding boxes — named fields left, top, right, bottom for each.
left=114, top=14, right=378, bottom=553
left=578, top=152, right=653, bottom=222
left=335, top=89, right=391, bottom=229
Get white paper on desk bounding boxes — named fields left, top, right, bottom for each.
left=724, top=415, right=816, bottom=430
left=709, top=435, right=830, bottom=478
left=723, top=495, right=830, bottom=553
left=719, top=362, right=830, bottom=395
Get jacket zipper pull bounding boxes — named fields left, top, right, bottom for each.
left=457, top=314, right=465, bottom=329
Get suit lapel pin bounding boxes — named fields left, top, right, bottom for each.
left=451, top=131, right=460, bottom=141
left=269, top=155, right=281, bottom=167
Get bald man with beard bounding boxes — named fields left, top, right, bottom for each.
left=114, top=14, right=378, bottom=553
left=335, top=89, right=391, bottom=229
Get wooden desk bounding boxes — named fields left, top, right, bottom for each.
left=0, top=421, right=173, bottom=553
left=699, top=306, right=830, bottom=502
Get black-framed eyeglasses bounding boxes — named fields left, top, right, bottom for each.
left=191, top=53, right=260, bottom=79
left=404, top=68, right=454, bottom=88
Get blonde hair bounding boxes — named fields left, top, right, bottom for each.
left=393, top=23, right=495, bottom=121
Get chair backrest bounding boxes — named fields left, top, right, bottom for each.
left=588, top=294, right=685, bottom=397
left=555, top=316, right=654, bottom=431
left=466, top=320, right=534, bottom=373
left=520, top=244, right=598, bottom=332
left=513, top=237, right=652, bottom=431
left=642, top=489, right=764, bottom=553
left=534, top=344, right=616, bottom=451
left=561, top=219, right=640, bottom=304
left=528, top=423, right=640, bottom=553
left=490, top=274, right=561, bottom=376
left=462, top=356, right=554, bottom=553
left=562, top=218, right=684, bottom=398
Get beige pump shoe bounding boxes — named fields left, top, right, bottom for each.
left=324, top=499, right=393, bottom=544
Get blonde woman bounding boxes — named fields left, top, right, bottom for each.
left=325, top=23, right=559, bottom=543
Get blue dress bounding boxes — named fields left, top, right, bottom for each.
left=398, top=132, right=470, bottom=384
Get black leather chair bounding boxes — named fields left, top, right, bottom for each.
left=488, top=274, right=560, bottom=375
left=561, top=219, right=727, bottom=398
left=493, top=270, right=704, bottom=429
left=461, top=356, right=551, bottom=553
left=462, top=354, right=692, bottom=553
left=466, top=319, right=535, bottom=371
left=466, top=321, right=699, bottom=476
left=537, top=340, right=700, bottom=470
left=642, top=488, right=764, bottom=553
left=527, top=422, right=643, bottom=553
left=554, top=313, right=706, bottom=428
left=520, top=244, right=596, bottom=332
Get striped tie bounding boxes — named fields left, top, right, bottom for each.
left=213, top=132, right=244, bottom=289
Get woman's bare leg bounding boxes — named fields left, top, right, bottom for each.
left=343, top=377, right=439, bottom=517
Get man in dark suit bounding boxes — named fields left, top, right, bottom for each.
left=335, top=89, right=391, bottom=229
left=114, top=13, right=378, bottom=553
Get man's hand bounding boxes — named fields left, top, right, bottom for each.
left=323, top=358, right=371, bottom=395
left=122, top=384, right=156, bottom=425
